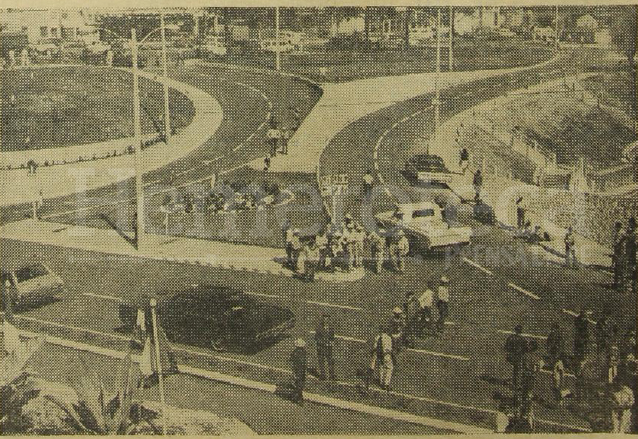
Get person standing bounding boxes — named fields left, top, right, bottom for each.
left=368, top=326, right=394, bottom=391
left=546, top=323, right=564, bottom=368
left=459, top=147, right=469, bottom=174
left=363, top=170, right=374, bottom=199
left=573, top=310, right=590, bottom=368
left=417, top=287, right=435, bottom=336
left=436, top=276, right=450, bottom=332
left=396, top=230, right=409, bottom=273
left=622, top=217, right=636, bottom=293
left=289, top=338, right=307, bottom=404
left=280, top=127, right=291, bottom=155
left=505, top=325, right=528, bottom=390
left=473, top=169, right=483, bottom=202
left=290, top=230, right=302, bottom=272
left=403, top=291, right=419, bottom=347
left=314, top=315, right=336, bottom=380
left=267, top=124, right=280, bottom=157
left=609, top=381, right=635, bottom=433
left=612, top=221, right=625, bottom=290
left=304, top=239, right=320, bottom=282
left=389, top=307, right=407, bottom=353
left=367, top=228, right=385, bottom=274
left=315, top=229, right=329, bottom=271
left=352, top=224, right=365, bottom=269
left=564, top=226, right=577, bottom=268
left=516, top=197, right=525, bottom=230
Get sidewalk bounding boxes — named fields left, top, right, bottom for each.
left=428, top=79, right=612, bottom=269
left=0, top=66, right=222, bottom=207
left=252, top=56, right=559, bottom=174
left=0, top=219, right=364, bottom=282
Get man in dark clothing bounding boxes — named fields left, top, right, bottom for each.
left=573, top=310, right=590, bottom=367
left=612, top=221, right=625, bottom=290
left=289, top=338, right=307, bottom=404
left=505, top=325, right=528, bottom=390
left=546, top=323, right=564, bottom=367
left=516, top=197, right=525, bottom=230
left=473, top=169, right=483, bottom=202
left=314, top=315, right=336, bottom=380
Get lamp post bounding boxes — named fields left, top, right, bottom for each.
left=131, top=28, right=145, bottom=250
left=160, top=13, right=171, bottom=143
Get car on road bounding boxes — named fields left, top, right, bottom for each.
left=1, top=263, right=64, bottom=310
left=404, top=154, right=453, bottom=185
left=375, top=202, right=472, bottom=251
left=118, top=285, right=295, bottom=353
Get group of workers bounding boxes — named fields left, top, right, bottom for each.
left=283, top=215, right=411, bottom=280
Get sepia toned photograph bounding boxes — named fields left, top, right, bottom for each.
left=0, top=2, right=636, bottom=435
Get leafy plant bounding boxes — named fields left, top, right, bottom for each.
left=45, top=353, right=146, bottom=434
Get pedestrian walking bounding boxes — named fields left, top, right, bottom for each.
left=417, top=287, right=435, bottom=336
left=395, top=230, right=409, bottom=273
left=267, top=125, right=280, bottom=157
left=551, top=355, right=567, bottom=406
left=516, top=197, right=525, bottom=230
left=304, top=239, right=320, bottom=282
left=505, top=325, right=528, bottom=390
left=363, top=170, right=374, bottom=199
left=367, top=229, right=385, bottom=273
left=546, top=322, right=564, bottom=367
left=459, top=147, right=469, bottom=174
left=436, top=276, right=450, bottom=332
left=612, top=221, right=625, bottom=290
left=622, top=217, right=636, bottom=293
left=314, top=314, right=336, bottom=380
left=289, top=338, right=307, bottom=404
left=367, top=326, right=394, bottom=391
left=518, top=358, right=540, bottom=432
left=564, top=226, right=577, bottom=268
left=473, top=169, right=483, bottom=202
left=573, top=310, right=590, bottom=367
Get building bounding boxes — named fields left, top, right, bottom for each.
left=576, top=14, right=598, bottom=29
left=532, top=26, right=555, bottom=42
left=329, top=14, right=365, bottom=36
left=0, top=9, right=98, bottom=44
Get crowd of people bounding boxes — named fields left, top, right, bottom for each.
left=282, top=214, right=410, bottom=281
left=503, top=312, right=636, bottom=433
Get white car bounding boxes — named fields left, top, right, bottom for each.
left=375, top=202, right=472, bottom=251
left=1, top=263, right=63, bottom=309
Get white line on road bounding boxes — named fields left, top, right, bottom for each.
left=461, top=257, right=493, bottom=276
left=82, top=292, right=123, bottom=302
left=508, top=283, right=540, bottom=300
left=244, top=291, right=281, bottom=299
left=308, top=331, right=469, bottom=361
left=561, top=308, right=597, bottom=325
left=305, top=300, right=364, bottom=311
left=497, top=329, right=547, bottom=340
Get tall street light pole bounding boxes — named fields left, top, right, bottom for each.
left=448, top=6, right=453, bottom=71
left=432, top=7, right=441, bottom=154
left=131, top=28, right=145, bottom=250
left=160, top=13, right=171, bottom=144
left=275, top=6, right=281, bottom=71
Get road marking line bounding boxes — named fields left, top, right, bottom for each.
left=461, top=257, right=493, bottom=276
left=561, top=308, right=597, bottom=324
left=309, top=331, right=469, bottom=361
left=497, top=329, right=546, bottom=340
left=305, top=300, right=364, bottom=311
left=508, top=283, right=540, bottom=300
left=82, top=292, right=123, bottom=302
left=244, top=291, right=281, bottom=299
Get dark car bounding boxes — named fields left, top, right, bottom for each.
left=404, top=154, right=453, bottom=184
left=118, top=285, right=295, bottom=354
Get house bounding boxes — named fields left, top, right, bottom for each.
left=0, top=9, right=98, bottom=44
left=329, top=15, right=365, bottom=36
left=453, top=7, right=502, bottom=36
left=532, top=26, right=555, bottom=42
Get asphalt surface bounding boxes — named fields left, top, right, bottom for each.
left=1, top=49, right=634, bottom=433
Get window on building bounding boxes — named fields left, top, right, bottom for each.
left=40, top=26, right=48, bottom=37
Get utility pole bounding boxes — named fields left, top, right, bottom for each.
left=448, top=6, right=453, bottom=71
left=131, top=28, right=145, bottom=250
left=432, top=7, right=441, bottom=154
left=160, top=13, right=171, bottom=144
left=275, top=6, right=280, bottom=71
left=150, top=298, right=168, bottom=436
left=554, top=5, right=560, bottom=52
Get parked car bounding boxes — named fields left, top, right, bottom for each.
left=375, top=202, right=472, bottom=251
left=118, top=285, right=295, bottom=353
left=31, top=38, right=62, bottom=54
left=404, top=154, right=453, bottom=185
left=1, top=263, right=63, bottom=310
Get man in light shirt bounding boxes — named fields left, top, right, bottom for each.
left=418, top=287, right=434, bottom=336
left=367, top=326, right=394, bottom=391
